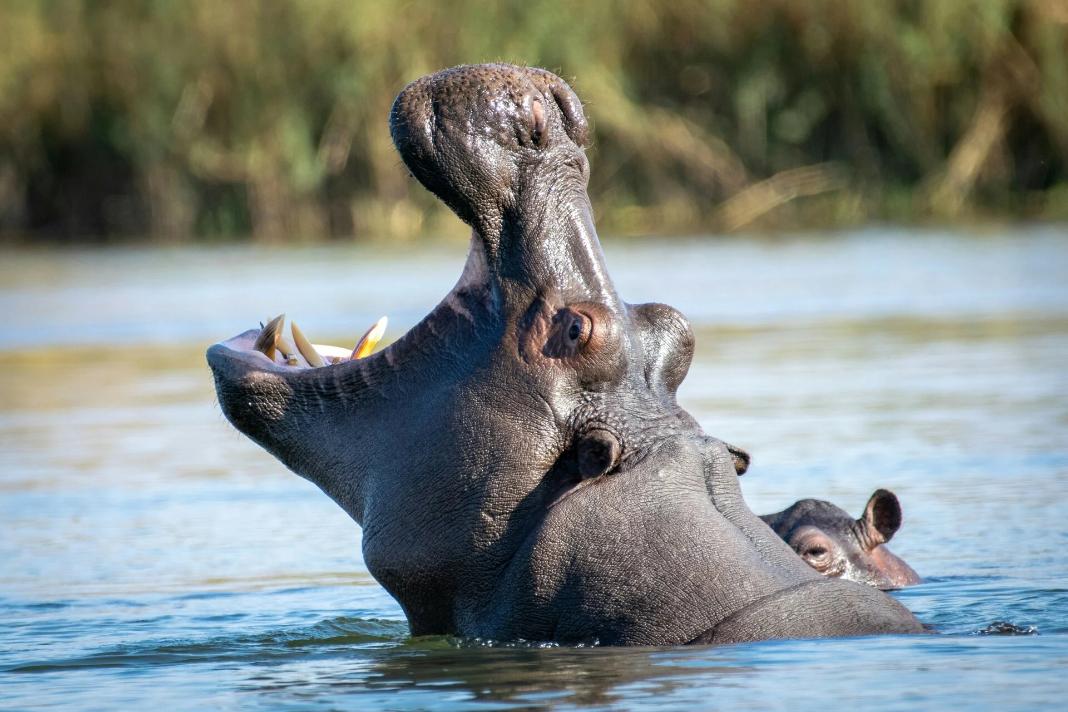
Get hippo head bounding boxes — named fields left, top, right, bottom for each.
left=207, top=64, right=921, bottom=645
left=761, top=490, right=923, bottom=590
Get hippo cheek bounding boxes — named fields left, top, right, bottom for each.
left=477, top=440, right=803, bottom=646
left=864, top=545, right=923, bottom=590
left=472, top=436, right=857, bottom=646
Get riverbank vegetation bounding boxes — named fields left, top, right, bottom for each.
left=1, top=0, right=1065, bottom=242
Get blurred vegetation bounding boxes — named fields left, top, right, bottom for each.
left=1, top=0, right=1066, bottom=243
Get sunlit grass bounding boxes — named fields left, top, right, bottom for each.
left=1, top=1, right=1066, bottom=241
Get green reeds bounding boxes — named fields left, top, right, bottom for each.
left=1, top=0, right=1065, bottom=241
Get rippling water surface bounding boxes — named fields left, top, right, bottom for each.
left=2, top=228, right=1067, bottom=710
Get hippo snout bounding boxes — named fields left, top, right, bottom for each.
left=389, top=64, right=590, bottom=229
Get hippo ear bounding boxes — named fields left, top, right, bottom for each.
left=860, top=489, right=902, bottom=548
left=726, top=443, right=750, bottom=476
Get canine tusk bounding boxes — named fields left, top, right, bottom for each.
left=351, top=316, right=388, bottom=359
left=253, top=314, right=285, bottom=361
left=291, top=321, right=326, bottom=367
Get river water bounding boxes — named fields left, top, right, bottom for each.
left=2, top=228, right=1066, bottom=710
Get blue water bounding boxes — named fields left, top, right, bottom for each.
left=2, top=228, right=1067, bottom=710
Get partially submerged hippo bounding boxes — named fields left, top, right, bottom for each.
left=207, top=64, right=923, bottom=645
left=761, top=489, right=922, bottom=590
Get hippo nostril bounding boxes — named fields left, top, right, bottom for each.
left=531, top=98, right=547, bottom=145
left=549, top=84, right=590, bottom=147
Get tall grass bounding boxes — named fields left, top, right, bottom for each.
left=1, top=0, right=1065, bottom=242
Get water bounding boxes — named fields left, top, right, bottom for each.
left=2, top=228, right=1067, bottom=710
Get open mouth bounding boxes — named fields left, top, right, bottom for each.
left=246, top=313, right=389, bottom=368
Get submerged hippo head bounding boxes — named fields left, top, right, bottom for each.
left=761, top=489, right=923, bottom=590
left=207, top=64, right=922, bottom=645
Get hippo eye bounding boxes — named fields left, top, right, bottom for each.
left=800, top=543, right=837, bottom=573
left=542, top=308, right=594, bottom=359
left=568, top=316, right=583, bottom=342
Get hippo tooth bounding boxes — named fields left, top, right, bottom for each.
left=313, top=344, right=354, bottom=362
left=274, top=332, right=299, bottom=366
left=351, top=316, right=388, bottom=360
left=253, top=314, right=285, bottom=361
left=291, top=321, right=326, bottom=367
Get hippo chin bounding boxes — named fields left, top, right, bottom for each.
left=761, top=489, right=923, bottom=590
left=207, top=64, right=923, bottom=645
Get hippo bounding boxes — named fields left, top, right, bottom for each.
left=761, top=489, right=922, bottom=589
left=207, top=64, right=924, bottom=645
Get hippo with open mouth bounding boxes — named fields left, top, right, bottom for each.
left=207, top=64, right=924, bottom=645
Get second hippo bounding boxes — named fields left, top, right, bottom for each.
left=761, top=489, right=922, bottom=590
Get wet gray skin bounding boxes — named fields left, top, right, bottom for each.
left=206, top=64, right=924, bottom=645
left=761, top=490, right=923, bottom=590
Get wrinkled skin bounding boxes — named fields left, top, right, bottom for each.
left=207, top=64, right=924, bottom=645
left=761, top=490, right=923, bottom=590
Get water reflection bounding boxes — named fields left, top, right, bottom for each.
left=237, top=642, right=753, bottom=709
